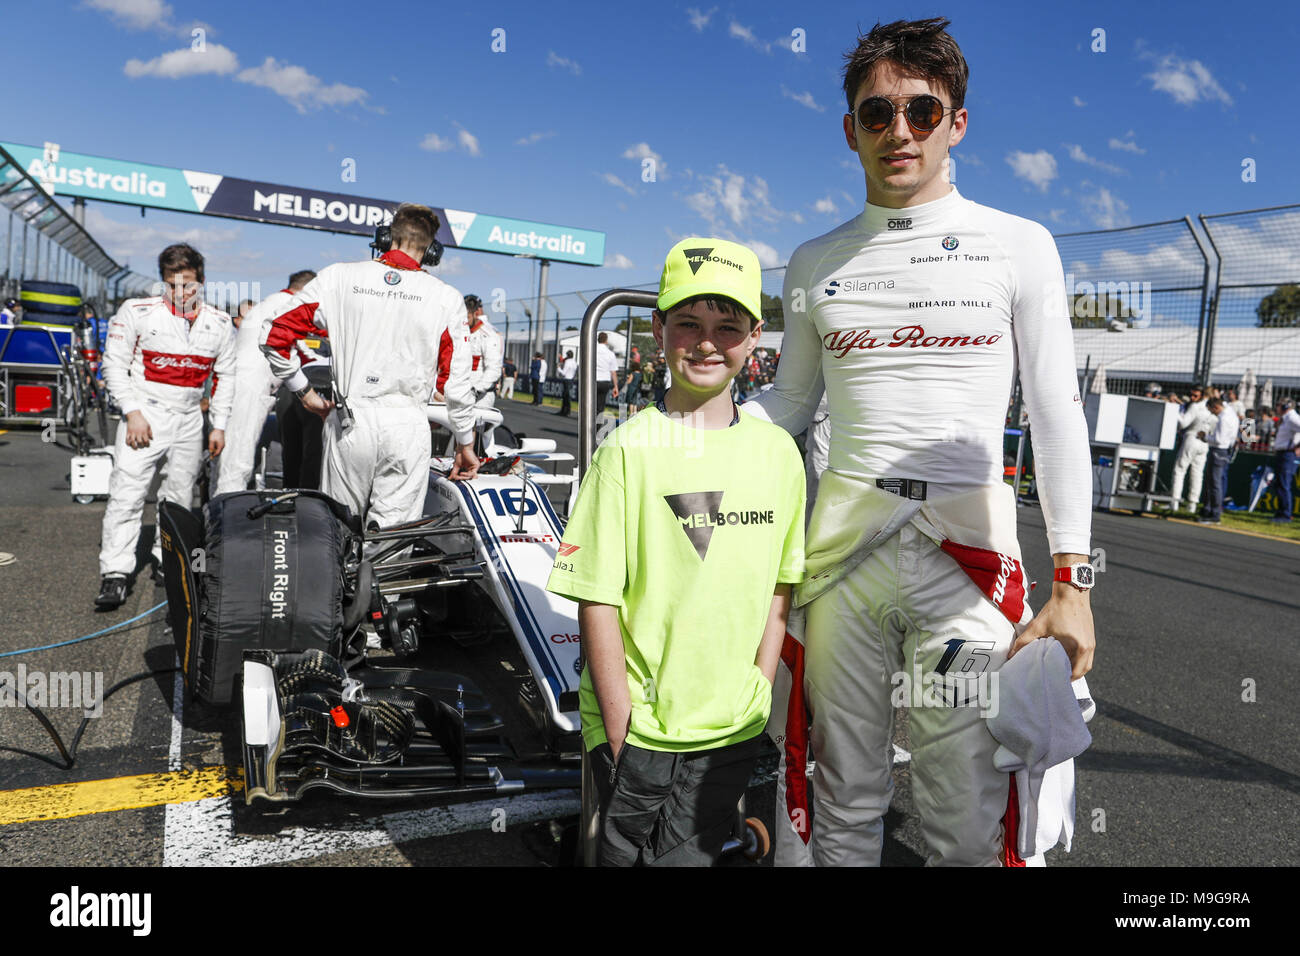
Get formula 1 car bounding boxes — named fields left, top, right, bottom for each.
left=157, top=403, right=580, bottom=805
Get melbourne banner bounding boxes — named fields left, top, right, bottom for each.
left=1, top=142, right=605, bottom=267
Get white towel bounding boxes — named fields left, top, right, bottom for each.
left=988, top=638, right=1095, bottom=859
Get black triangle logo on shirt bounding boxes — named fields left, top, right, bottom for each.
left=682, top=248, right=714, bottom=276
left=664, top=491, right=725, bottom=560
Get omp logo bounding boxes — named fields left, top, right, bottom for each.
left=682, top=247, right=744, bottom=275
left=557, top=543, right=580, bottom=557
left=887, top=218, right=912, bottom=230
left=384, top=270, right=401, bottom=286
left=663, top=492, right=774, bottom=560
left=50, top=886, right=151, bottom=936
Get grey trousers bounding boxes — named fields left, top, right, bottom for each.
left=590, top=734, right=762, bottom=866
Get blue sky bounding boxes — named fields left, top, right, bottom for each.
left=3, top=0, right=1294, bottom=317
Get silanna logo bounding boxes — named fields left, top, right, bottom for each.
left=941, top=236, right=959, bottom=251
left=663, top=491, right=775, bottom=560
left=824, top=279, right=894, bottom=296
left=383, top=270, right=402, bottom=286
left=682, top=247, right=744, bottom=276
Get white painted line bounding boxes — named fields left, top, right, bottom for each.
left=167, top=652, right=183, bottom=772
left=163, top=790, right=580, bottom=866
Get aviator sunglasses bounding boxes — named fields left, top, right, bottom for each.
left=852, top=94, right=956, bottom=134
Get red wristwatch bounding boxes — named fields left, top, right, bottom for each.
left=1054, top=563, right=1095, bottom=590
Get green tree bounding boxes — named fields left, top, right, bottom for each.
left=1070, top=290, right=1138, bottom=329
left=1257, top=283, right=1300, bottom=328
left=760, top=291, right=785, bottom=330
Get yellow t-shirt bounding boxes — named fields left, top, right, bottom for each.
left=545, top=406, right=805, bottom=752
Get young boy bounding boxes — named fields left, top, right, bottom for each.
left=546, top=238, right=806, bottom=866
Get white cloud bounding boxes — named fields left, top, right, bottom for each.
left=1079, top=182, right=1131, bottom=229
left=1072, top=95, right=1086, bottom=107
left=1063, top=143, right=1126, bottom=176
left=958, top=153, right=984, bottom=167
left=434, top=254, right=467, bottom=277
left=606, top=253, right=635, bottom=269
left=813, top=196, right=837, bottom=215
left=1048, top=209, right=1068, bottom=223
left=546, top=51, right=582, bottom=76
left=684, top=165, right=787, bottom=230
left=1005, top=150, right=1058, bottom=192
left=419, top=133, right=454, bottom=152
left=457, top=126, right=481, bottom=157
left=686, top=7, right=716, bottom=31
left=515, top=131, right=555, bottom=146
left=124, top=43, right=238, bottom=78
left=601, top=173, right=637, bottom=196
left=623, top=142, right=666, bottom=178
left=747, top=240, right=781, bottom=268
left=1109, top=132, right=1146, bottom=154
left=83, top=206, right=264, bottom=281
left=85, top=0, right=173, bottom=31
left=236, top=57, right=368, bottom=112
left=1142, top=51, right=1232, bottom=106
left=728, top=21, right=770, bottom=53
left=781, top=86, right=825, bottom=112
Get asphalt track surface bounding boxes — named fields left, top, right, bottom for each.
left=1, top=398, right=1297, bottom=868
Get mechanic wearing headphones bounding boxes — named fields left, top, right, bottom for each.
left=260, top=203, right=479, bottom=534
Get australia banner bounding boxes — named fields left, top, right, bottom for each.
left=1, top=141, right=605, bottom=267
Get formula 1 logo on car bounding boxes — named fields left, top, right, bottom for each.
left=941, top=236, right=959, bottom=251
left=383, top=270, right=401, bottom=285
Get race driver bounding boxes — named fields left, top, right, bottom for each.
left=214, top=270, right=318, bottom=495
left=260, top=203, right=479, bottom=535
left=746, top=17, right=1095, bottom=866
left=95, top=243, right=236, bottom=610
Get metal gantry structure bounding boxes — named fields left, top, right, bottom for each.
left=1, top=144, right=154, bottom=310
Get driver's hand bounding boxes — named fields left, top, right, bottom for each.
left=450, top=443, right=480, bottom=481
left=208, top=428, right=226, bottom=457
left=124, top=410, right=153, bottom=449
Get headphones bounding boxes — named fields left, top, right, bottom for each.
left=370, top=223, right=444, bottom=267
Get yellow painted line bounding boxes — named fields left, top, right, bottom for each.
left=0, top=766, right=243, bottom=826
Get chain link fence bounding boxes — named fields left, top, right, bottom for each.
left=1200, top=204, right=1300, bottom=410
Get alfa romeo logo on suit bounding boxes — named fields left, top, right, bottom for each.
left=384, top=270, right=401, bottom=285
left=941, top=236, right=959, bottom=251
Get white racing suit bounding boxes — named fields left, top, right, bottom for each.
left=770, top=477, right=1041, bottom=866
left=99, top=296, right=237, bottom=576
left=215, top=290, right=292, bottom=495
left=467, top=315, right=503, bottom=448
left=260, top=250, right=476, bottom=531
left=749, top=188, right=1094, bottom=866
left=1170, top=399, right=1216, bottom=510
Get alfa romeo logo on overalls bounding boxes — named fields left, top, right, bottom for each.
left=941, top=236, right=959, bottom=251
left=384, top=270, right=401, bottom=285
